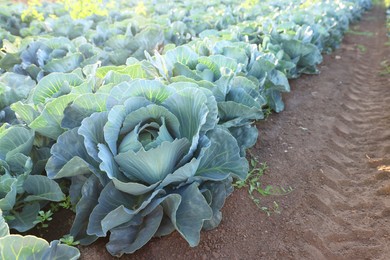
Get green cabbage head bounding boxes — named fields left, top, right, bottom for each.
left=0, top=125, right=64, bottom=232
left=46, top=79, right=248, bottom=256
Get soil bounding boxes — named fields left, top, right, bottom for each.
left=70, top=4, right=390, bottom=260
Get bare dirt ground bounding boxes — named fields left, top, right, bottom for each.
left=79, top=4, right=390, bottom=260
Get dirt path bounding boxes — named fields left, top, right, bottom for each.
left=249, top=5, right=390, bottom=259
left=80, top=5, right=390, bottom=260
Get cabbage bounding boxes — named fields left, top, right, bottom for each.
left=46, top=80, right=248, bottom=256
left=0, top=125, right=64, bottom=232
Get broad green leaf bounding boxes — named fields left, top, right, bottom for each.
left=162, top=87, right=209, bottom=141
left=265, top=89, right=285, bottom=113
left=0, top=126, right=34, bottom=160
left=248, top=58, right=275, bottom=80
left=164, top=45, right=199, bottom=71
left=0, top=107, right=17, bottom=125
left=32, top=72, right=84, bottom=104
left=267, top=70, right=290, bottom=92
left=29, top=94, right=78, bottom=140
left=97, top=143, right=124, bottom=181
left=229, top=125, right=259, bottom=155
left=23, top=175, right=65, bottom=202
left=7, top=203, right=40, bottom=232
left=209, top=55, right=238, bottom=72
left=112, top=179, right=160, bottom=196
left=159, top=157, right=201, bottom=188
left=282, top=39, right=314, bottom=59
left=0, top=175, right=17, bottom=211
left=0, top=235, right=80, bottom=259
left=0, top=53, right=21, bottom=71
left=103, top=71, right=131, bottom=86
left=96, top=64, right=148, bottom=79
left=172, top=63, right=203, bottom=80
left=115, top=139, right=190, bottom=185
left=29, top=147, right=51, bottom=175
left=46, top=128, right=99, bottom=180
left=61, top=93, right=109, bottom=129
left=106, top=206, right=163, bottom=257
left=104, top=97, right=152, bottom=155
left=170, top=76, right=215, bottom=90
left=96, top=66, right=126, bottom=78
left=106, top=35, right=131, bottom=50
left=0, top=210, right=9, bottom=237
left=43, top=53, right=84, bottom=73
left=116, top=64, right=149, bottom=79
left=117, top=123, right=147, bottom=154
left=70, top=78, right=95, bottom=94
left=201, top=179, right=233, bottom=230
left=230, top=76, right=261, bottom=97
left=164, top=183, right=212, bottom=247
left=108, top=49, right=132, bottom=65
left=162, top=86, right=211, bottom=163
left=119, top=104, right=180, bottom=145
left=10, top=102, right=39, bottom=125
left=199, top=88, right=219, bottom=135
left=1, top=39, right=18, bottom=53
left=78, top=111, right=109, bottom=160
left=39, top=240, right=81, bottom=260
left=87, top=182, right=134, bottom=237
left=108, top=80, right=172, bottom=106
left=227, top=87, right=262, bottom=109
left=5, top=153, right=32, bottom=176
left=0, top=234, right=47, bottom=259
left=219, top=91, right=264, bottom=126
left=196, top=126, right=248, bottom=180
left=0, top=73, right=36, bottom=109
left=222, top=46, right=249, bottom=67
left=24, top=64, right=43, bottom=81
left=70, top=175, right=101, bottom=245
left=197, top=57, right=221, bottom=79
left=128, top=26, right=164, bottom=60
left=87, top=182, right=161, bottom=237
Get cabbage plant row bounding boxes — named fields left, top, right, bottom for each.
left=0, top=0, right=371, bottom=258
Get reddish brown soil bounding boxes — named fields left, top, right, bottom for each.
left=76, top=5, right=390, bottom=259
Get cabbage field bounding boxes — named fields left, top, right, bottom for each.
left=0, top=0, right=374, bottom=258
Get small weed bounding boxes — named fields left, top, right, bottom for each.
left=3, top=215, right=15, bottom=222
left=59, top=195, right=73, bottom=210
left=260, top=201, right=282, bottom=216
left=346, top=29, right=374, bottom=37
left=355, top=44, right=366, bottom=53
left=50, top=202, right=60, bottom=213
left=379, top=60, right=390, bottom=76
left=60, top=234, right=80, bottom=246
left=264, top=107, right=273, bottom=120
left=351, top=25, right=360, bottom=30
left=50, top=195, right=75, bottom=213
left=234, top=157, right=267, bottom=188
left=371, top=0, right=384, bottom=6
left=234, top=153, right=293, bottom=215
left=33, top=210, right=53, bottom=229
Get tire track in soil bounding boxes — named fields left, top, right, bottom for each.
left=306, top=36, right=390, bottom=260
left=80, top=5, right=390, bottom=260
left=256, top=5, right=390, bottom=260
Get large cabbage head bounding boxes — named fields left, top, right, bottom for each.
left=0, top=125, right=64, bottom=232
left=46, top=79, right=248, bottom=256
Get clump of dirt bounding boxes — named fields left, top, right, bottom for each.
left=76, top=4, right=390, bottom=260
